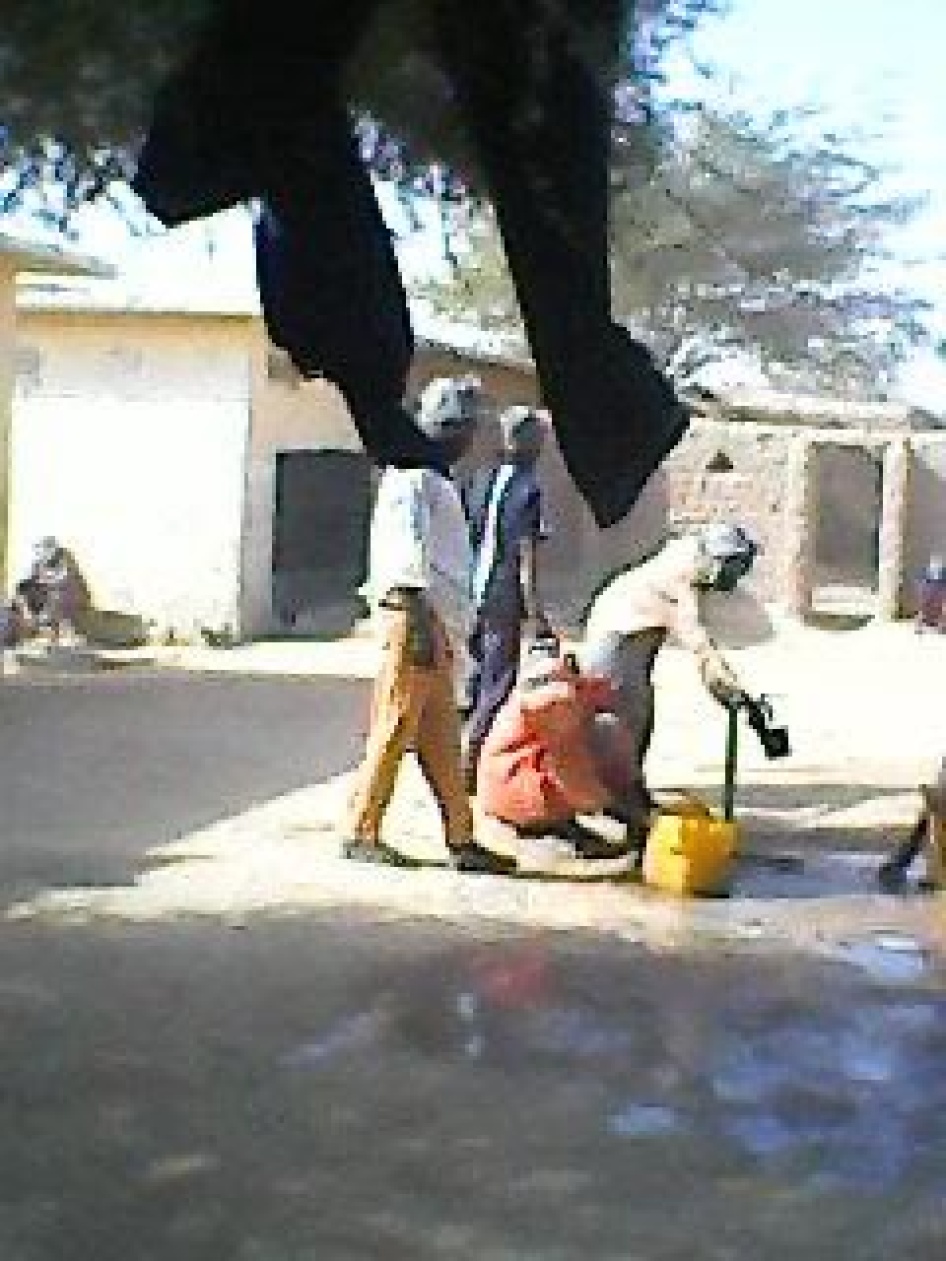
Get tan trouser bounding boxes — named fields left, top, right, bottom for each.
left=347, top=608, right=474, bottom=846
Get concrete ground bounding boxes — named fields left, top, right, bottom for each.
left=3, top=617, right=944, bottom=1259
left=0, top=667, right=366, bottom=902
left=2, top=912, right=943, bottom=1261
left=7, top=613, right=944, bottom=965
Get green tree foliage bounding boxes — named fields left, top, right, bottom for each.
left=0, top=0, right=720, bottom=222
left=418, top=106, right=930, bottom=396
left=0, top=1, right=212, bottom=212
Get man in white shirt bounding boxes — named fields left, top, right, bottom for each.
left=342, top=376, right=517, bottom=874
left=579, top=523, right=760, bottom=838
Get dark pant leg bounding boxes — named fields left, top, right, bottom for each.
left=464, top=602, right=523, bottom=764
left=133, top=0, right=383, bottom=223
left=134, top=2, right=439, bottom=468
left=255, top=103, right=439, bottom=468
left=883, top=812, right=928, bottom=874
left=434, top=1, right=687, bottom=526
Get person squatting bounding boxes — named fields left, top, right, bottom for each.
left=475, top=523, right=766, bottom=864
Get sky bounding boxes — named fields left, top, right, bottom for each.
left=666, top=0, right=946, bottom=402
left=11, top=0, right=946, bottom=407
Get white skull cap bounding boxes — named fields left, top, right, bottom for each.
left=500, top=405, right=545, bottom=448
left=699, top=522, right=758, bottom=560
left=416, top=375, right=485, bottom=437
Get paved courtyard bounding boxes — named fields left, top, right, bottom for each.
left=2, top=616, right=944, bottom=1259
left=7, top=614, right=944, bottom=963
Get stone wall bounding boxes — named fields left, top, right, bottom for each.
left=648, top=420, right=796, bottom=602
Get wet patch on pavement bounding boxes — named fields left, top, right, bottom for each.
left=2, top=912, right=945, bottom=1258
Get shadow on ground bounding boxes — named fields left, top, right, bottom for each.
left=0, top=915, right=942, bottom=1260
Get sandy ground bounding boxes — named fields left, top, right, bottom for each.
left=6, top=614, right=945, bottom=964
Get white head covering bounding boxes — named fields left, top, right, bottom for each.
left=499, top=405, right=545, bottom=453
left=698, top=522, right=758, bottom=562
left=34, top=536, right=60, bottom=565
left=415, top=375, right=486, bottom=438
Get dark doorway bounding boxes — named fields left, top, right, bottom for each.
left=272, top=450, right=372, bottom=631
left=811, top=444, right=882, bottom=618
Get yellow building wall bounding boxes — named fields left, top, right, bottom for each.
left=13, top=308, right=254, bottom=638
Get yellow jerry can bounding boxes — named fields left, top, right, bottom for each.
left=643, top=811, right=739, bottom=897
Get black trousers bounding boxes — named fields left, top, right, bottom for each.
left=133, top=0, right=686, bottom=525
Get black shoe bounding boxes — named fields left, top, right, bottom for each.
left=448, top=841, right=518, bottom=875
left=878, top=860, right=909, bottom=893
left=341, top=838, right=421, bottom=869
left=556, top=819, right=632, bottom=860
left=573, top=833, right=634, bottom=861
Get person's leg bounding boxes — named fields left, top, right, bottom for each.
left=416, top=627, right=517, bottom=874
left=344, top=610, right=427, bottom=865
left=255, top=101, right=438, bottom=469
left=878, top=809, right=929, bottom=890
left=581, top=630, right=663, bottom=820
left=435, top=1, right=687, bottom=526
left=461, top=621, right=483, bottom=719
left=135, top=0, right=439, bottom=471
left=132, top=0, right=383, bottom=224
left=923, top=804, right=945, bottom=889
left=555, top=814, right=636, bottom=860
left=462, top=603, right=521, bottom=790
left=880, top=800, right=945, bottom=892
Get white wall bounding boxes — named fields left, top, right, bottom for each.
left=12, top=315, right=252, bottom=637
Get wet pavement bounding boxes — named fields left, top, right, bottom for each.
left=3, top=621, right=943, bottom=1256
left=1, top=912, right=943, bottom=1260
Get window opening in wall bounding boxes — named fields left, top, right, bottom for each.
left=705, top=449, right=735, bottom=473
left=271, top=450, right=371, bottom=634
left=810, top=443, right=883, bottom=620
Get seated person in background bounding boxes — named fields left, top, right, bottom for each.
left=915, top=555, right=946, bottom=633
left=579, top=523, right=761, bottom=837
left=476, top=633, right=639, bottom=861
left=14, top=536, right=92, bottom=644
left=878, top=758, right=945, bottom=892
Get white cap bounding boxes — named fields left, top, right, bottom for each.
left=499, top=405, right=545, bottom=451
left=34, top=535, right=60, bottom=561
left=699, top=522, right=758, bottom=561
left=415, top=375, right=486, bottom=438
